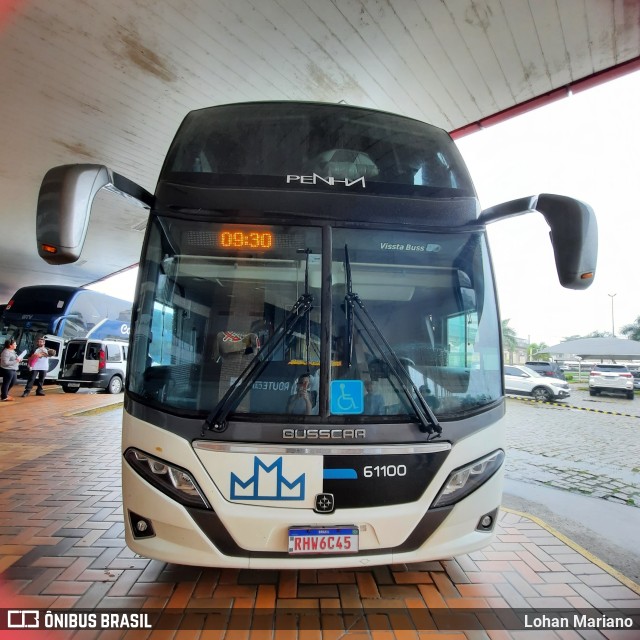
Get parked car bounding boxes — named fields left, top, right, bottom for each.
left=632, top=371, right=640, bottom=390
left=524, top=361, right=566, bottom=380
left=504, top=365, right=571, bottom=402
left=589, top=364, right=634, bottom=399
left=59, top=338, right=128, bottom=394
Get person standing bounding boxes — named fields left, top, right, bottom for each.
left=286, top=373, right=314, bottom=415
left=1, top=339, right=22, bottom=401
left=22, top=337, right=52, bottom=397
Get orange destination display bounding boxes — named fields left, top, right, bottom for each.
left=219, top=230, right=273, bottom=249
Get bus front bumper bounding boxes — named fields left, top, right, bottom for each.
left=122, top=461, right=503, bottom=569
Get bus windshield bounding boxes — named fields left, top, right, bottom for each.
left=128, top=216, right=502, bottom=420
left=161, top=102, right=475, bottom=198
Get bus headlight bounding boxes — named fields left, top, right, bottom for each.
left=431, top=450, right=504, bottom=508
left=124, top=448, right=211, bottom=510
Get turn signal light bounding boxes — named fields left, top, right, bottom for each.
left=40, top=244, right=58, bottom=254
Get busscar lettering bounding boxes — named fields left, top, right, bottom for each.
left=282, top=428, right=366, bottom=440
left=286, top=174, right=366, bottom=188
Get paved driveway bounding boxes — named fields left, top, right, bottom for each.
left=504, top=390, right=640, bottom=507
left=561, top=386, right=640, bottom=417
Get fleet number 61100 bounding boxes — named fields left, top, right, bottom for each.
left=363, top=464, right=407, bottom=478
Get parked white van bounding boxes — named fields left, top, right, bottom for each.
left=59, top=338, right=128, bottom=394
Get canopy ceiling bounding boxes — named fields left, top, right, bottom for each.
left=0, top=0, right=639, bottom=301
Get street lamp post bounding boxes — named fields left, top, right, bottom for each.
left=608, top=293, right=616, bottom=337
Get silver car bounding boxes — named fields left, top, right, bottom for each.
left=504, top=365, right=571, bottom=402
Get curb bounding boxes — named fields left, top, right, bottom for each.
left=507, top=395, right=640, bottom=419
left=501, top=506, right=640, bottom=596
left=65, top=402, right=124, bottom=417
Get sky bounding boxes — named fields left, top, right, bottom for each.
left=89, top=70, right=640, bottom=347
left=455, top=70, right=640, bottom=346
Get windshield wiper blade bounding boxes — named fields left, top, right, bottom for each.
left=204, top=249, right=314, bottom=434
left=343, top=245, right=441, bottom=437
left=300, top=248, right=313, bottom=372
left=344, top=244, right=355, bottom=368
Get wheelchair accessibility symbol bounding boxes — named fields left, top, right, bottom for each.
left=330, top=380, right=364, bottom=414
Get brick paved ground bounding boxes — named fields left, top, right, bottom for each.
left=505, top=394, right=640, bottom=507
left=1, top=389, right=639, bottom=638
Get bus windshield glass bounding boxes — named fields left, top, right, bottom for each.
left=128, top=217, right=502, bottom=420
left=161, top=102, right=475, bottom=198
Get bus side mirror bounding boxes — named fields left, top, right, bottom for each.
left=36, top=164, right=153, bottom=265
left=478, top=193, right=597, bottom=290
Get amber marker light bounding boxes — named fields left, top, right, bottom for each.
left=580, top=272, right=594, bottom=279
left=40, top=244, right=58, bottom=254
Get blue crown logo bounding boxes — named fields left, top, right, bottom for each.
left=230, top=456, right=305, bottom=500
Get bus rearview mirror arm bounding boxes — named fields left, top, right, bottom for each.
left=36, top=164, right=153, bottom=265
left=478, top=193, right=598, bottom=290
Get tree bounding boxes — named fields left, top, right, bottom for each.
left=561, top=330, right=613, bottom=342
left=528, top=342, right=549, bottom=361
left=587, top=330, right=613, bottom=338
left=621, top=316, right=640, bottom=341
left=501, top=319, right=518, bottom=364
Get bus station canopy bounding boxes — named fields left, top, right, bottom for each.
left=543, top=337, right=640, bottom=360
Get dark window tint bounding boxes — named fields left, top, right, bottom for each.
left=7, top=287, right=75, bottom=314
left=86, top=343, right=102, bottom=360
left=162, top=102, right=475, bottom=197
left=64, top=342, right=86, bottom=364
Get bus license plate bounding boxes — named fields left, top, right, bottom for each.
left=288, top=526, right=358, bottom=555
